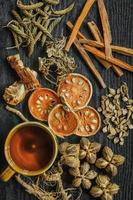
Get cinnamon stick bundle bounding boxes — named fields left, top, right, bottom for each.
left=65, top=0, right=95, bottom=52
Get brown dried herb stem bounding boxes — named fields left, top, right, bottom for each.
left=6, top=105, right=29, bottom=122
left=88, top=21, right=123, bottom=76
left=65, top=0, right=95, bottom=51
left=73, top=38, right=106, bottom=88
left=84, top=44, right=133, bottom=72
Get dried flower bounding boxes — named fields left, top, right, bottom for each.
left=69, top=162, right=97, bottom=190
left=90, top=175, right=119, bottom=200
left=59, top=142, right=80, bottom=168
left=95, top=146, right=125, bottom=176
left=79, top=138, right=101, bottom=164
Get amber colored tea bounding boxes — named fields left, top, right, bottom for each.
left=10, top=126, right=54, bottom=171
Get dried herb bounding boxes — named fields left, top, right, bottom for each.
left=6, top=0, right=74, bottom=56
left=90, top=175, right=119, bottom=200
left=59, top=142, right=80, bottom=168
left=95, top=146, right=125, bottom=176
left=79, top=138, right=101, bottom=164
left=98, top=83, right=133, bottom=145
left=69, top=162, right=97, bottom=190
left=39, top=37, right=76, bottom=85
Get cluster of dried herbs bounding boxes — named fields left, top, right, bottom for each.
left=65, top=0, right=133, bottom=88
left=6, top=0, right=74, bottom=56
left=3, top=54, right=40, bottom=105
left=39, top=37, right=76, bottom=85
left=59, top=138, right=125, bottom=200
left=98, top=83, right=133, bottom=145
left=16, top=163, right=82, bottom=200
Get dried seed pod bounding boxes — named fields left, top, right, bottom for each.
left=61, top=156, right=80, bottom=168
left=69, top=168, right=80, bottom=177
left=80, top=138, right=90, bottom=150
left=105, top=164, right=118, bottom=176
left=82, top=178, right=92, bottom=190
left=59, top=142, right=69, bottom=154
left=86, top=170, right=97, bottom=180
left=102, top=146, right=113, bottom=162
left=72, top=177, right=82, bottom=187
left=107, top=183, right=120, bottom=195
left=96, top=175, right=110, bottom=188
left=90, top=186, right=103, bottom=197
left=79, top=149, right=86, bottom=160
left=95, top=158, right=109, bottom=169
left=80, top=162, right=90, bottom=175
left=111, top=155, right=125, bottom=166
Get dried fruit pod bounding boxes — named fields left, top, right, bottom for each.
left=57, top=73, right=93, bottom=111
left=96, top=175, right=110, bottom=188
left=48, top=104, right=79, bottom=137
left=3, top=81, right=26, bottom=105
left=28, top=88, right=60, bottom=121
left=75, top=106, right=101, bottom=136
left=111, top=155, right=125, bottom=166
left=61, top=156, right=80, bottom=168
left=102, top=146, right=113, bottom=162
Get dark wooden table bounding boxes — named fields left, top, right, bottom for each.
left=0, top=0, right=133, bottom=199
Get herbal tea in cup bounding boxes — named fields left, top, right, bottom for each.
left=0, top=122, right=58, bottom=182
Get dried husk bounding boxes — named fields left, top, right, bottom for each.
left=90, top=186, right=103, bottom=197
left=95, top=158, right=109, bottom=168
left=107, top=183, right=120, bottom=195
left=82, top=178, right=92, bottom=190
left=69, top=168, right=80, bottom=177
left=59, top=142, right=69, bottom=154
left=80, top=138, right=90, bottom=150
left=86, top=152, right=97, bottom=164
left=101, top=193, right=113, bottom=200
left=86, top=170, right=97, bottom=180
left=102, top=146, right=113, bottom=162
left=96, top=175, right=110, bottom=188
left=79, top=149, right=86, bottom=159
left=72, top=177, right=82, bottom=187
left=66, top=144, right=80, bottom=156
left=80, top=162, right=90, bottom=175
left=105, top=164, right=118, bottom=176
left=61, top=156, right=80, bottom=168
left=89, top=142, right=102, bottom=153
left=111, top=155, right=125, bottom=166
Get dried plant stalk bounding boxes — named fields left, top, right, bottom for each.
left=88, top=21, right=123, bottom=76
left=6, top=105, right=29, bottom=122
left=65, top=0, right=95, bottom=51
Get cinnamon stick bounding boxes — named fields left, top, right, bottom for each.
left=97, top=0, right=112, bottom=58
left=65, top=0, right=95, bottom=52
left=80, top=39, right=133, bottom=57
left=84, top=44, right=133, bottom=72
left=67, top=21, right=111, bottom=70
left=88, top=21, right=123, bottom=76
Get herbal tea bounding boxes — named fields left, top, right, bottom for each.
left=10, top=126, right=54, bottom=171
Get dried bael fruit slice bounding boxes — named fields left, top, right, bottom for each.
left=28, top=88, right=60, bottom=121
left=48, top=104, right=79, bottom=137
left=57, top=73, right=93, bottom=111
left=75, top=106, right=101, bottom=136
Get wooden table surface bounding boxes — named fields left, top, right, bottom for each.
left=0, top=0, right=133, bottom=199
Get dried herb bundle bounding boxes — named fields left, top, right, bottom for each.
left=95, top=146, right=125, bottom=176
left=98, top=83, right=133, bottom=145
left=3, top=54, right=40, bottom=105
left=90, top=175, right=119, bottom=200
left=39, top=37, right=76, bottom=85
left=6, top=0, right=74, bottom=56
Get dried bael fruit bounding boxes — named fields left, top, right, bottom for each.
left=95, top=146, right=125, bottom=176
left=90, top=175, right=119, bottom=200
left=59, top=142, right=80, bottom=168
left=28, top=88, right=60, bottom=121
left=48, top=104, right=79, bottom=137
left=57, top=73, right=93, bottom=111
left=79, top=138, right=101, bottom=164
left=75, top=106, right=101, bottom=136
left=69, top=162, right=97, bottom=190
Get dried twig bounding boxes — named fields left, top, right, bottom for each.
left=6, top=105, right=29, bottom=122
left=65, top=0, right=95, bottom=51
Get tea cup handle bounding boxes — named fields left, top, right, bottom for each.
left=0, top=166, right=15, bottom=182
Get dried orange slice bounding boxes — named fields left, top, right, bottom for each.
left=28, top=88, right=60, bottom=121
left=48, top=104, right=79, bottom=137
left=57, top=73, right=93, bottom=111
left=75, top=106, right=101, bottom=137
